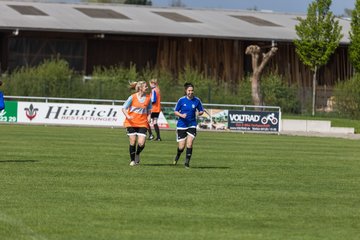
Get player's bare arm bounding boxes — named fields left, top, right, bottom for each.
left=175, top=111, right=187, bottom=119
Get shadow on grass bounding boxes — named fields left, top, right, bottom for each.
left=142, top=163, right=230, bottom=169
left=191, top=166, right=230, bottom=169
left=0, top=160, right=39, bottom=163
left=142, top=163, right=173, bottom=167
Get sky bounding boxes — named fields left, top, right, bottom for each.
left=150, top=0, right=356, bottom=15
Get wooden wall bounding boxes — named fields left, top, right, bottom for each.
left=156, top=37, right=245, bottom=86
left=0, top=31, right=353, bottom=90
left=156, top=37, right=352, bottom=88
left=268, top=43, right=352, bottom=86
left=86, top=37, right=158, bottom=74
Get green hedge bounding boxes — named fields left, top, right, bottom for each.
left=261, top=73, right=301, bottom=113
left=1, top=58, right=301, bottom=113
left=2, top=58, right=83, bottom=98
left=333, top=74, right=360, bottom=119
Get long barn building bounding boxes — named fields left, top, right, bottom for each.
left=0, top=0, right=353, bottom=105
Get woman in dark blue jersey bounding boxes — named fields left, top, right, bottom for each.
left=0, top=80, right=4, bottom=111
left=173, top=82, right=204, bottom=168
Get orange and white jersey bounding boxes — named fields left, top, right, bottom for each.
left=150, top=87, right=161, bottom=113
left=123, top=93, right=151, bottom=128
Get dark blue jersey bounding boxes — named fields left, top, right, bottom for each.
left=174, top=96, right=204, bottom=129
left=151, top=88, right=157, bottom=104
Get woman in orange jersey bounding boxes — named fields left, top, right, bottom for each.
left=122, top=81, right=152, bottom=166
left=148, top=78, right=162, bottom=141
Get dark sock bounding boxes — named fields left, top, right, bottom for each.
left=129, top=145, right=136, bottom=161
left=148, top=127, right=153, bottom=136
left=175, top=148, right=184, bottom=160
left=136, top=144, right=145, bottom=155
left=185, top=148, right=193, bottom=162
left=154, top=124, right=160, bottom=138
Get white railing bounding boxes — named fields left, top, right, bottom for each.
left=5, top=95, right=281, bottom=111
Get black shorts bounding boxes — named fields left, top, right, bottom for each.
left=176, top=128, right=197, bottom=142
left=151, top=112, right=160, bottom=119
left=126, top=127, right=148, bottom=137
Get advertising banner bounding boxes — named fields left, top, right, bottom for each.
left=149, top=111, right=169, bottom=128
left=0, top=101, right=18, bottom=123
left=161, top=106, right=176, bottom=129
left=161, top=107, right=229, bottom=130
left=198, top=109, right=228, bottom=130
left=228, top=110, right=280, bottom=132
left=17, top=102, right=123, bottom=126
left=16, top=101, right=169, bottom=128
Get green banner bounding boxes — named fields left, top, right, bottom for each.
left=0, top=101, right=18, bottom=123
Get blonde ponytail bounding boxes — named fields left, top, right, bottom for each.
left=129, top=81, right=146, bottom=92
left=149, top=78, right=158, bottom=85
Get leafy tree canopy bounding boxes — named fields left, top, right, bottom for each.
left=82, top=0, right=126, bottom=3
left=349, top=0, right=360, bottom=72
left=82, top=0, right=152, bottom=5
left=170, top=0, right=186, bottom=7
left=124, top=0, right=152, bottom=5
left=294, top=0, right=342, bottom=71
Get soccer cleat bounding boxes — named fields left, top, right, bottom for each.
left=135, top=154, right=140, bottom=165
left=173, top=156, right=179, bottom=165
left=155, top=138, right=162, bottom=141
left=148, top=135, right=154, bottom=140
left=129, top=161, right=136, bottom=166
left=184, top=159, right=190, bottom=169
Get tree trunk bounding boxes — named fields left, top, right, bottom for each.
left=245, top=45, right=278, bottom=107
left=312, top=66, right=317, bottom=116
left=251, top=72, right=261, bottom=106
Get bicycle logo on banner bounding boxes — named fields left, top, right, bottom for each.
left=261, top=113, right=278, bottom=125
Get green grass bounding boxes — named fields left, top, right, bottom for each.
left=0, top=125, right=360, bottom=240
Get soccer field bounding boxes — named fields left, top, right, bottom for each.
left=0, top=124, right=359, bottom=240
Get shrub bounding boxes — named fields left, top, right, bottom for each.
left=85, top=64, right=138, bottom=100
left=141, top=67, right=182, bottom=102
left=178, top=65, right=211, bottom=102
left=2, top=59, right=301, bottom=114
left=261, top=73, right=301, bottom=113
left=3, top=58, right=81, bottom=98
left=236, top=76, right=255, bottom=105
left=333, top=74, right=360, bottom=119
left=176, top=66, right=253, bottom=105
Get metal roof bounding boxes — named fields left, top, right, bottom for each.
left=0, top=0, right=351, bottom=43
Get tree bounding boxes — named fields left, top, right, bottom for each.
left=245, top=44, right=278, bottom=106
left=344, top=8, right=353, bottom=17
left=349, top=0, right=360, bottom=72
left=294, top=0, right=342, bottom=116
left=124, top=0, right=152, bottom=5
left=82, top=0, right=126, bottom=3
left=246, top=6, right=259, bottom=11
left=82, top=0, right=152, bottom=4
left=170, top=0, right=186, bottom=7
